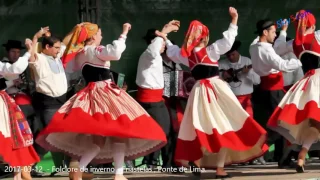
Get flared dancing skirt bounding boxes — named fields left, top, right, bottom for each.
left=36, top=80, right=167, bottom=164
left=268, top=69, right=320, bottom=146
left=0, top=91, right=39, bottom=166
left=175, top=77, right=268, bottom=168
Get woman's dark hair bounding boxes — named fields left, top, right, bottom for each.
left=143, top=28, right=157, bottom=45
left=42, top=35, right=61, bottom=49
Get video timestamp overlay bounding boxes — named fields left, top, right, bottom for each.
left=3, top=166, right=43, bottom=172
left=2, top=165, right=205, bottom=174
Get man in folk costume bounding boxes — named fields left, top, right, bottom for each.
left=249, top=19, right=302, bottom=163
left=162, top=41, right=190, bottom=169
left=1, top=40, right=37, bottom=179
left=136, top=25, right=182, bottom=168
left=26, top=27, right=72, bottom=177
left=274, top=32, right=304, bottom=92
left=162, top=7, right=268, bottom=178
left=35, top=22, right=166, bottom=180
left=219, top=40, right=260, bottom=118
left=272, top=30, right=304, bottom=168
left=1, top=40, right=34, bottom=113
left=135, top=26, right=179, bottom=169
left=0, top=38, right=40, bottom=180
left=268, top=10, right=320, bottom=173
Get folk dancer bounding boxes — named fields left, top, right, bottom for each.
left=35, top=22, right=166, bottom=180
left=268, top=10, right=320, bottom=173
left=1, top=40, right=37, bottom=180
left=0, top=39, right=40, bottom=180
left=136, top=26, right=180, bottom=169
left=249, top=19, right=302, bottom=164
left=25, top=27, right=68, bottom=177
left=164, top=7, right=268, bottom=178
left=272, top=30, right=304, bottom=168
left=162, top=41, right=190, bottom=169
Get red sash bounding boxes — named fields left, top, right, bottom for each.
left=236, top=94, right=253, bottom=117
left=260, top=72, right=284, bottom=91
left=136, top=87, right=164, bottom=103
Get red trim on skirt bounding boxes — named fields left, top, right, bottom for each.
left=0, top=132, right=39, bottom=167
left=174, top=116, right=268, bottom=168
left=136, top=87, right=164, bottom=103
left=268, top=100, right=320, bottom=127
left=260, top=72, right=284, bottom=90
left=36, top=108, right=167, bottom=164
left=236, top=94, right=253, bottom=117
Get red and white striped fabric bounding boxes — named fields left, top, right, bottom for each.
left=36, top=80, right=167, bottom=164
left=268, top=68, right=320, bottom=144
left=175, top=76, right=268, bottom=168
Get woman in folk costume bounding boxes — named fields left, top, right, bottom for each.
left=268, top=10, right=320, bottom=173
left=35, top=22, right=167, bottom=180
left=0, top=39, right=40, bottom=180
left=161, top=7, right=268, bottom=178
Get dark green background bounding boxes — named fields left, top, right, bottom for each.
left=1, top=0, right=318, bottom=90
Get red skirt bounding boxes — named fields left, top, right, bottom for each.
left=0, top=91, right=39, bottom=167
left=175, top=77, right=268, bottom=168
left=268, top=69, right=320, bottom=145
left=36, top=80, right=167, bottom=164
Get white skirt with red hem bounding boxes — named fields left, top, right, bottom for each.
left=268, top=69, right=320, bottom=145
left=175, top=77, right=268, bottom=168
left=0, top=91, right=40, bottom=167
left=36, top=80, right=167, bottom=164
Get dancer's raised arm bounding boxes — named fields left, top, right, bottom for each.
left=206, top=7, right=238, bottom=56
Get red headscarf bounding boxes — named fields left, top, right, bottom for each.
left=181, top=20, right=209, bottom=57
left=61, top=22, right=99, bottom=68
left=294, top=10, right=316, bottom=46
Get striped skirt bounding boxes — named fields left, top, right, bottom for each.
left=36, top=80, right=167, bottom=164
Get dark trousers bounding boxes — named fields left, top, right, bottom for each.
left=32, top=92, right=66, bottom=168
left=139, top=101, right=171, bottom=167
left=260, top=89, right=286, bottom=162
left=163, top=97, right=187, bottom=167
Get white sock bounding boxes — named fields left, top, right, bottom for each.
left=79, top=144, right=101, bottom=172
left=216, top=149, right=227, bottom=168
left=302, top=127, right=319, bottom=150
left=112, top=143, right=126, bottom=175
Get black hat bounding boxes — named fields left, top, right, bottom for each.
left=143, top=28, right=157, bottom=45
left=254, top=19, right=275, bottom=34
left=225, top=40, right=241, bottom=55
left=2, top=40, right=25, bottom=50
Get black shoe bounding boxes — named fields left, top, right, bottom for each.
left=30, top=169, right=44, bottom=177
left=188, top=161, right=201, bottom=177
left=50, top=171, right=58, bottom=177
left=215, top=174, right=231, bottom=179
left=296, top=164, right=304, bottom=173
